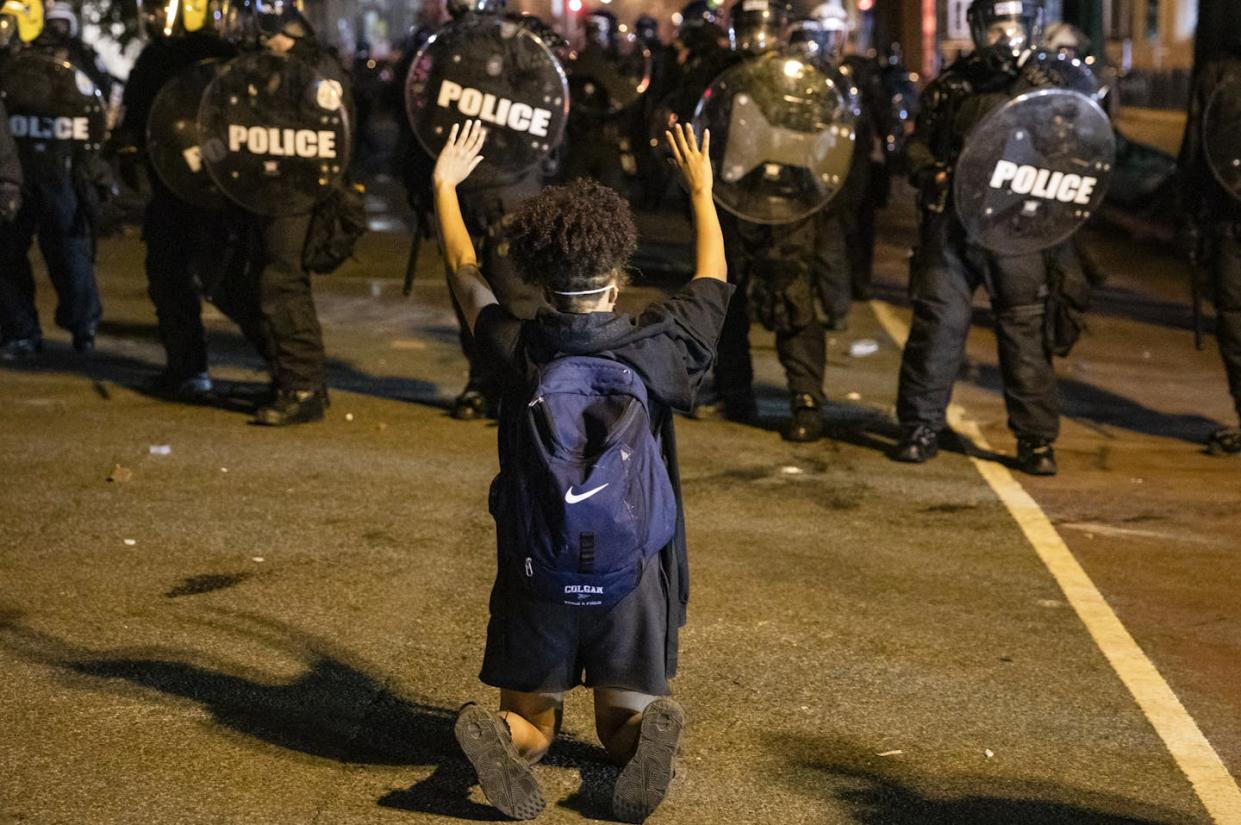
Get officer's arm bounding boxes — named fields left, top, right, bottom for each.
left=905, top=81, right=945, bottom=188
left=1177, top=67, right=1212, bottom=219
left=433, top=120, right=496, bottom=333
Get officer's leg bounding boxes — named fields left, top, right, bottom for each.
left=852, top=191, right=878, bottom=300
left=144, top=197, right=209, bottom=381
left=812, top=208, right=852, bottom=328
left=0, top=191, right=42, bottom=351
left=1207, top=226, right=1241, bottom=455
left=257, top=213, right=324, bottom=392
left=895, top=216, right=977, bottom=458
left=36, top=178, right=102, bottom=347
left=710, top=218, right=756, bottom=419
left=202, top=215, right=273, bottom=365
left=989, top=251, right=1060, bottom=474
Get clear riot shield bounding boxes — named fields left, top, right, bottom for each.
left=567, top=35, right=652, bottom=117
left=693, top=51, right=855, bottom=225
left=197, top=51, right=351, bottom=216
left=0, top=50, right=106, bottom=177
left=953, top=88, right=1115, bottom=256
left=146, top=58, right=227, bottom=210
left=1024, top=49, right=1103, bottom=100
left=1204, top=76, right=1241, bottom=202
left=406, top=15, right=568, bottom=189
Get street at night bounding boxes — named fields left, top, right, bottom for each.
left=2, top=188, right=1238, bottom=823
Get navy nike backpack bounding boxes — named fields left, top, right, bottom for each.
left=490, top=356, right=677, bottom=608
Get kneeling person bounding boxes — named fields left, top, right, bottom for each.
left=431, top=121, right=730, bottom=822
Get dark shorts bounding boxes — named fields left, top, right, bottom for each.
left=480, top=557, right=675, bottom=696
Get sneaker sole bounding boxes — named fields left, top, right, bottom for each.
left=613, top=698, right=685, bottom=823
left=454, top=705, right=545, bottom=820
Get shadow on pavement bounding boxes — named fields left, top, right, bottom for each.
left=790, top=735, right=1186, bottom=825
left=1, top=322, right=447, bottom=415
left=970, top=363, right=1222, bottom=445
left=0, top=608, right=610, bottom=821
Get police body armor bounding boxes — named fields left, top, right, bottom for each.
left=566, top=35, right=652, bottom=118
left=952, top=85, right=1114, bottom=255
left=692, top=50, right=855, bottom=225
left=405, top=14, right=569, bottom=189
left=0, top=49, right=106, bottom=179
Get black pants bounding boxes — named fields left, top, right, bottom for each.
left=897, top=211, right=1060, bottom=441
left=145, top=192, right=269, bottom=378
left=1210, top=223, right=1241, bottom=422
left=0, top=176, right=101, bottom=342
left=716, top=215, right=831, bottom=406
left=249, top=213, right=323, bottom=391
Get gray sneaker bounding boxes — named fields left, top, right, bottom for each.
left=613, top=698, right=685, bottom=823
left=454, top=703, right=545, bottom=820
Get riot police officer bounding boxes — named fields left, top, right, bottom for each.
left=1179, top=30, right=1241, bottom=456
left=710, top=0, right=846, bottom=443
left=562, top=8, right=637, bottom=194
left=244, top=2, right=347, bottom=425
left=115, top=0, right=269, bottom=400
left=894, top=0, right=1061, bottom=475
left=421, top=0, right=552, bottom=421
left=0, top=1, right=108, bottom=360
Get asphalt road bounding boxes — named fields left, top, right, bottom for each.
left=0, top=193, right=1237, bottom=824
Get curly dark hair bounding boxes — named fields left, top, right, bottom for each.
left=506, top=179, right=638, bottom=299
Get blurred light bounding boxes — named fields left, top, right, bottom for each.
left=671, top=12, right=683, bottom=26
left=783, top=59, right=803, bottom=78
left=618, top=23, right=628, bottom=32
left=858, top=0, right=873, bottom=9
left=568, top=0, right=582, bottom=10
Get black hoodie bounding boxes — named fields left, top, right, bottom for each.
left=475, top=275, right=734, bottom=640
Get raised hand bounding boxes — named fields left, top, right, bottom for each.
left=433, top=120, right=487, bottom=190
left=665, top=123, right=713, bottom=197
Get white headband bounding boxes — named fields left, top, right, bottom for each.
left=550, top=285, right=614, bottom=296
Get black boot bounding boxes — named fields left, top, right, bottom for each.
left=1017, top=437, right=1058, bottom=476
left=145, top=371, right=215, bottom=403
left=1206, top=427, right=1241, bottom=456
left=451, top=388, right=493, bottom=421
left=892, top=424, right=939, bottom=463
left=693, top=392, right=758, bottom=424
left=253, top=389, right=327, bottom=426
left=783, top=394, right=823, bottom=442
left=0, top=337, right=42, bottom=361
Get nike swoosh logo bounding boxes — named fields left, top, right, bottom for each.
left=565, top=483, right=609, bottom=504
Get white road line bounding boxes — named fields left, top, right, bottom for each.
left=870, top=299, right=1241, bottom=822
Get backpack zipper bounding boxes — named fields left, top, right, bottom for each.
left=525, top=557, right=533, bottom=577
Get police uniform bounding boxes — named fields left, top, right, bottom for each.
left=1180, top=54, right=1241, bottom=454
left=561, top=10, right=632, bottom=194
left=0, top=14, right=108, bottom=357
left=710, top=0, right=847, bottom=442
left=0, top=100, right=19, bottom=221
left=895, top=0, right=1061, bottom=475
left=117, top=31, right=271, bottom=394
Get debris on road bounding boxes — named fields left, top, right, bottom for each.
left=149, top=445, right=172, bottom=456
left=107, top=465, right=133, bottom=483
left=846, top=392, right=863, bottom=401
left=849, top=339, right=880, bottom=358
left=123, top=539, right=137, bottom=546
left=346, top=413, right=354, bottom=422
left=984, top=749, right=995, bottom=759
left=252, top=557, right=265, bottom=563
left=876, top=750, right=904, bottom=757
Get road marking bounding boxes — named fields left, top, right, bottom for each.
left=871, top=299, right=1241, bottom=822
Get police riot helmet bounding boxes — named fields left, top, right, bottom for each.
left=584, top=8, right=617, bottom=50
left=447, top=0, right=505, bottom=19
left=967, top=0, right=1043, bottom=70
left=788, top=1, right=848, bottom=62
left=0, top=0, right=43, bottom=48
left=677, top=0, right=723, bottom=51
left=635, top=14, right=658, bottom=46
left=728, top=0, right=789, bottom=55
left=254, top=0, right=309, bottom=39
left=41, top=0, right=76, bottom=40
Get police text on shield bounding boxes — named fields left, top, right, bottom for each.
left=227, top=125, right=338, bottom=158
left=435, top=80, right=552, bottom=137
left=8, top=116, right=91, bottom=141
left=988, top=160, right=1098, bottom=205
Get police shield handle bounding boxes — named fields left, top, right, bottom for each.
left=988, top=159, right=1097, bottom=205
left=435, top=80, right=553, bottom=138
